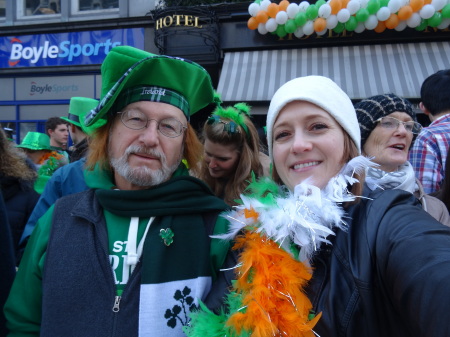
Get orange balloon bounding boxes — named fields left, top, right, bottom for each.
left=424, top=0, right=432, bottom=4
left=410, top=0, right=424, bottom=11
left=329, top=0, right=343, bottom=14
left=314, top=17, right=327, bottom=32
left=374, top=20, right=386, bottom=32
left=247, top=17, right=259, bottom=30
left=398, top=5, right=413, bottom=20
left=342, top=0, right=351, bottom=9
left=385, top=13, right=399, bottom=29
left=279, top=0, right=290, bottom=11
left=256, top=10, right=269, bottom=23
left=267, top=3, right=279, bottom=18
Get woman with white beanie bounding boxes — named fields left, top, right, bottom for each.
left=186, top=76, right=450, bottom=337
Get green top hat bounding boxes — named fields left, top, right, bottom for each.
left=84, top=46, right=215, bottom=129
left=61, top=97, right=99, bottom=130
left=17, top=132, right=51, bottom=151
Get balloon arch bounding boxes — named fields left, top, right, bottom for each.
left=247, top=0, right=450, bottom=37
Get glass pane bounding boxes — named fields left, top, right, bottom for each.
left=79, top=0, right=118, bottom=11
left=0, top=0, right=5, bottom=17
left=24, top=0, right=60, bottom=16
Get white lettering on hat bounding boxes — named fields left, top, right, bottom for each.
left=140, top=88, right=166, bottom=96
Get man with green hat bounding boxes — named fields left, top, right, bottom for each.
left=5, top=46, right=230, bottom=337
left=61, top=96, right=99, bottom=162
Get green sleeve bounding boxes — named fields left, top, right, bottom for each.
left=4, top=205, right=54, bottom=337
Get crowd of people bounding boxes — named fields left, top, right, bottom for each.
left=1, top=46, right=450, bottom=337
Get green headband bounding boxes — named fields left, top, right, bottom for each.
left=208, top=102, right=251, bottom=137
left=114, top=86, right=190, bottom=121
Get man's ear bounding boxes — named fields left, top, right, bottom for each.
left=419, top=102, right=430, bottom=115
left=70, top=124, right=77, bottom=133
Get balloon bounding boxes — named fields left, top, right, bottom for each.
left=294, top=26, right=305, bottom=37
left=248, top=17, right=259, bottom=30
left=314, top=17, right=327, bottom=31
left=317, top=28, right=328, bottom=35
left=442, top=4, right=450, bottom=18
left=420, top=4, right=435, bottom=18
left=266, top=18, right=278, bottom=32
left=394, top=20, right=408, bottom=30
left=437, top=17, right=450, bottom=28
left=319, top=4, right=332, bottom=18
left=327, top=14, right=339, bottom=28
left=299, top=1, right=310, bottom=12
left=415, top=18, right=428, bottom=30
left=428, top=11, right=443, bottom=26
left=407, top=12, right=422, bottom=26
left=380, top=0, right=389, bottom=6
left=258, top=22, right=269, bottom=34
left=374, top=20, right=387, bottom=31
left=355, top=22, right=366, bottom=32
left=377, top=7, right=391, bottom=20
left=356, top=8, right=370, bottom=21
left=276, top=10, right=289, bottom=24
left=334, top=21, right=346, bottom=32
left=267, top=3, right=280, bottom=18
left=365, top=14, right=379, bottom=28
left=287, top=3, right=300, bottom=18
left=330, top=0, right=343, bottom=14
left=295, top=11, right=307, bottom=26
left=347, top=0, right=361, bottom=14
left=306, top=4, right=319, bottom=19
left=385, top=13, right=399, bottom=28
left=316, top=0, right=327, bottom=7
left=248, top=3, right=260, bottom=16
left=409, top=0, right=424, bottom=11
left=285, top=19, right=298, bottom=33
left=256, top=10, right=269, bottom=23
left=259, top=0, right=271, bottom=11
left=367, top=0, right=381, bottom=14
left=337, top=8, right=351, bottom=22
left=276, top=24, right=287, bottom=37
left=345, top=15, right=358, bottom=30
left=398, top=6, right=413, bottom=20
left=303, top=20, right=315, bottom=34
left=279, top=0, right=290, bottom=11
left=431, top=0, right=447, bottom=11
left=388, top=0, right=402, bottom=13
left=424, top=0, right=432, bottom=4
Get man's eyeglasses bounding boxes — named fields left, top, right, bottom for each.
left=207, top=115, right=240, bottom=134
left=118, top=110, right=186, bottom=138
left=376, top=116, right=422, bottom=134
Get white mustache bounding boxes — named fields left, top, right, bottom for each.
left=125, top=145, right=164, bottom=161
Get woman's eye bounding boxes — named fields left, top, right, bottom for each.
left=274, top=131, right=290, bottom=140
left=310, top=123, right=328, bottom=131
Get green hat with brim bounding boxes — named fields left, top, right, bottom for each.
left=16, top=132, right=51, bottom=151
left=61, top=97, right=99, bottom=130
left=84, top=46, right=215, bottom=129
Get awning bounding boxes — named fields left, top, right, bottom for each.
left=217, top=41, right=450, bottom=102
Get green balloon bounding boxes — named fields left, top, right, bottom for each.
left=356, top=8, right=370, bottom=22
left=306, top=5, right=319, bottom=20
left=442, top=4, right=450, bottom=18
left=276, top=24, right=288, bottom=37
left=295, top=12, right=307, bottom=26
left=380, top=0, right=389, bottom=7
left=366, top=0, right=380, bottom=14
left=334, top=22, right=345, bottom=33
left=428, top=12, right=442, bottom=27
left=316, top=0, right=326, bottom=7
left=345, top=16, right=358, bottom=31
left=415, top=19, right=428, bottom=31
left=285, top=19, right=297, bottom=33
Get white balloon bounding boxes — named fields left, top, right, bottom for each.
left=420, top=4, right=435, bottom=19
left=431, top=0, right=447, bottom=11
left=337, top=8, right=351, bottom=22
left=319, top=4, right=332, bottom=18
left=276, top=11, right=289, bottom=24
left=377, top=7, right=391, bottom=21
left=327, top=14, right=339, bottom=28
left=365, top=14, right=379, bottom=29
left=303, top=20, right=315, bottom=35
left=360, top=0, right=370, bottom=7
left=317, top=27, right=329, bottom=35
left=258, top=22, right=269, bottom=34
left=437, top=18, right=450, bottom=29
left=294, top=26, right=305, bottom=37
left=248, top=3, right=260, bottom=17
left=287, top=3, right=300, bottom=18
left=355, top=22, right=366, bottom=32
left=260, top=0, right=271, bottom=11
left=406, top=12, right=421, bottom=27
left=347, top=0, right=361, bottom=15
left=266, top=18, right=278, bottom=32
left=299, top=1, right=310, bottom=12
left=395, top=20, right=407, bottom=30
left=387, top=0, right=401, bottom=13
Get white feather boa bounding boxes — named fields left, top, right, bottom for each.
left=214, top=156, right=373, bottom=262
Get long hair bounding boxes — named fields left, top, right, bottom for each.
left=0, top=129, right=37, bottom=182
left=199, top=113, right=263, bottom=206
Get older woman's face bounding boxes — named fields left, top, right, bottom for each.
left=363, top=111, right=413, bottom=172
left=272, top=101, right=345, bottom=191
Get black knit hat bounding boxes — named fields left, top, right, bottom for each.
left=354, top=93, right=416, bottom=147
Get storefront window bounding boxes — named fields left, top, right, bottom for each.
left=0, top=0, right=5, bottom=17
left=23, top=0, right=60, bottom=16
left=78, top=0, right=118, bottom=11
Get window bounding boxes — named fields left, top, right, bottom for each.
left=22, top=0, right=60, bottom=16
left=77, top=0, right=118, bottom=12
left=0, top=0, right=5, bottom=17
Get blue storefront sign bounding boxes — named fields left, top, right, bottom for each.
left=0, top=28, right=144, bottom=68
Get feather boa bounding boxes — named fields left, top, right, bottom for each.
left=185, top=156, right=373, bottom=337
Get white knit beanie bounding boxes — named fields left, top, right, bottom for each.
left=266, top=76, right=361, bottom=160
